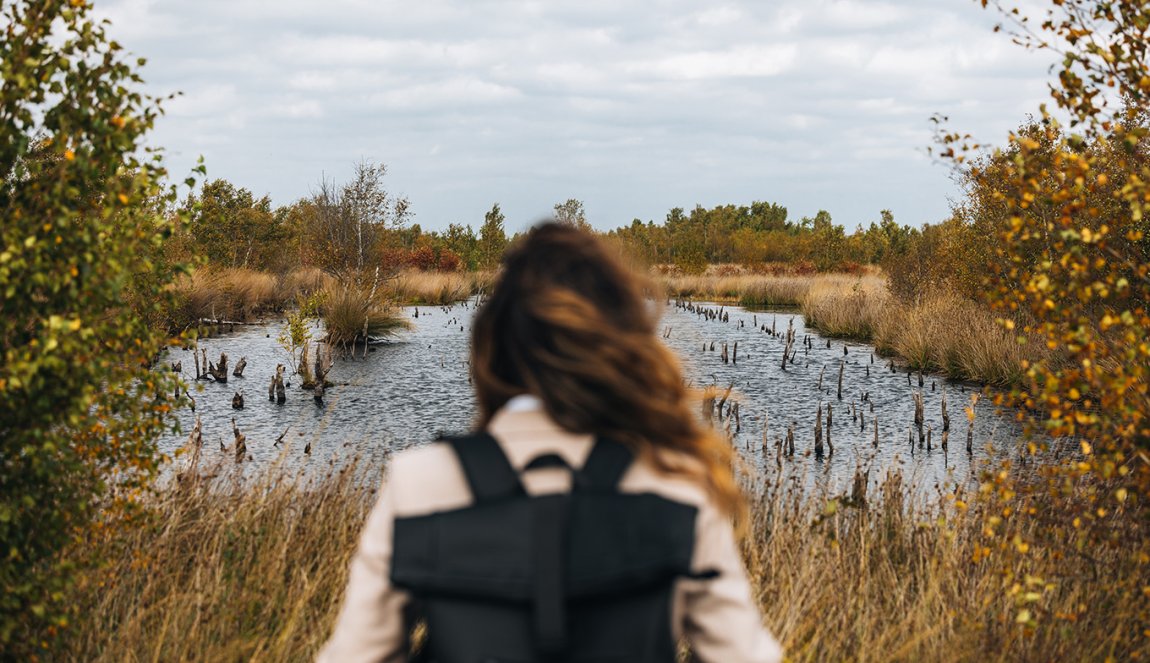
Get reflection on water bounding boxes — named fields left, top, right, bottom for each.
left=162, top=298, right=1023, bottom=493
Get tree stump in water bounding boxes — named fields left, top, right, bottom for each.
left=233, top=356, right=247, bottom=378
left=814, top=404, right=824, bottom=456
left=208, top=353, right=229, bottom=383
left=232, top=391, right=244, bottom=409
left=913, top=391, right=925, bottom=448
left=825, top=403, right=834, bottom=455
left=231, top=418, right=246, bottom=463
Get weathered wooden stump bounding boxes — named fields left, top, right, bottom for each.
left=231, top=418, right=246, bottom=463
left=814, top=404, right=824, bottom=456
left=208, top=353, right=229, bottom=383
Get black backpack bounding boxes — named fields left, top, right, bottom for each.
left=390, top=432, right=710, bottom=663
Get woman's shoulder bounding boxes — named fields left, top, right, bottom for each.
left=386, top=442, right=472, bottom=517
left=620, top=448, right=713, bottom=510
left=385, top=438, right=718, bottom=517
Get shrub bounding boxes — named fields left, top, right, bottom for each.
left=0, top=0, right=194, bottom=652
left=437, top=248, right=464, bottom=272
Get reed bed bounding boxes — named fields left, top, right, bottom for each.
left=661, top=273, right=816, bottom=307
left=389, top=270, right=494, bottom=305
left=744, top=466, right=1142, bottom=662
left=799, top=275, right=889, bottom=340
left=52, top=459, right=1145, bottom=662
left=171, top=267, right=333, bottom=328
left=871, top=295, right=1039, bottom=387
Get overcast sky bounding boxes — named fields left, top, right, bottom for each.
left=95, top=0, right=1054, bottom=233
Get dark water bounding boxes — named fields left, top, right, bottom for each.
left=162, top=298, right=1022, bottom=493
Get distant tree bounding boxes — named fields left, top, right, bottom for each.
left=477, top=203, right=508, bottom=270
left=442, top=223, right=479, bottom=270
left=184, top=179, right=283, bottom=269
left=553, top=198, right=592, bottom=231
left=302, top=161, right=410, bottom=274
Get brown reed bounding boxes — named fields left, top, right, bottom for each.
left=46, top=453, right=1147, bottom=662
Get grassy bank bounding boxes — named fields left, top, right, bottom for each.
left=662, top=271, right=1038, bottom=387
left=171, top=268, right=491, bottom=331
left=171, top=267, right=333, bottom=327
left=50, top=459, right=1143, bottom=662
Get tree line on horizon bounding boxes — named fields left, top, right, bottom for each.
left=172, top=168, right=933, bottom=278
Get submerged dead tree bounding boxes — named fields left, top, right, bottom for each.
left=268, top=364, right=286, bottom=404
left=208, top=353, right=229, bottom=383
left=941, top=389, right=951, bottom=432
left=825, top=403, right=834, bottom=455
left=232, top=356, right=247, bottom=378
left=913, top=391, right=925, bottom=448
left=231, top=418, right=246, bottom=463
left=814, top=404, right=824, bottom=455
left=781, top=319, right=795, bottom=372
left=299, top=342, right=313, bottom=389
left=966, top=393, right=980, bottom=453
left=313, top=342, right=333, bottom=406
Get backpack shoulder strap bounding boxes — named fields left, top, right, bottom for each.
left=579, top=437, right=633, bottom=491
left=441, top=432, right=524, bottom=502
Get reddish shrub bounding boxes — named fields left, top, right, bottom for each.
left=407, top=246, right=437, bottom=271
left=437, top=249, right=463, bottom=272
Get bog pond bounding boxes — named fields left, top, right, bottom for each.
left=162, top=298, right=1025, bottom=493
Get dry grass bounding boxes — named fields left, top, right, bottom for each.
left=56, top=458, right=376, bottom=662
left=795, top=280, right=1036, bottom=388
left=661, top=273, right=815, bottom=307
left=171, top=267, right=333, bottom=329
left=52, top=460, right=1146, bottom=662
left=743, top=467, right=1143, bottom=662
left=799, top=275, right=890, bottom=340
left=390, top=270, right=494, bottom=305
left=871, top=295, right=1040, bottom=386
left=664, top=269, right=1039, bottom=387
left=321, top=280, right=411, bottom=349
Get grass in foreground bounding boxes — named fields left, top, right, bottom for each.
left=50, top=456, right=1145, bottom=662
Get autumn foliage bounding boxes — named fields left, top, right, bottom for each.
left=933, top=0, right=1150, bottom=648
left=1, top=0, right=198, bottom=654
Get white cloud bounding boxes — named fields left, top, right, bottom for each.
left=98, top=0, right=1057, bottom=230
left=634, top=44, right=799, bottom=80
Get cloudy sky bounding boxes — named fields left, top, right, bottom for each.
left=95, top=0, right=1054, bottom=233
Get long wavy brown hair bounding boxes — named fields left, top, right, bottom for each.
left=471, top=222, right=743, bottom=517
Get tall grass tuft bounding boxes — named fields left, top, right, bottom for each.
left=742, top=467, right=1143, bottom=662
left=322, top=280, right=410, bottom=349
left=52, top=460, right=1146, bottom=661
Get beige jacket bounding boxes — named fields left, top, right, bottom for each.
left=317, top=402, right=783, bottom=663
